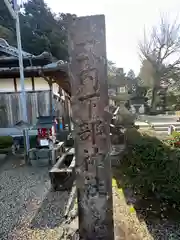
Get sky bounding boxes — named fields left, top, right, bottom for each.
left=45, top=0, right=180, bottom=75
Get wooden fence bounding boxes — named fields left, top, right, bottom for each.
left=0, top=90, right=62, bottom=127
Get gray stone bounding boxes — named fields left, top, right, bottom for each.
left=0, top=154, right=7, bottom=161
left=0, top=154, right=7, bottom=167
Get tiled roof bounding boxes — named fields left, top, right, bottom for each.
left=0, top=39, right=70, bottom=94
left=0, top=38, right=33, bottom=57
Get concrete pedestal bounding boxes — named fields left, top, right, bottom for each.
left=28, top=142, right=65, bottom=167
left=49, top=148, right=75, bottom=191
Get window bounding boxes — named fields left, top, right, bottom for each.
left=118, top=86, right=126, bottom=93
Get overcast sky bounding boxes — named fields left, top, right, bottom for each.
left=45, top=0, right=180, bottom=75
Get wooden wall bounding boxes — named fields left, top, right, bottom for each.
left=0, top=90, right=62, bottom=127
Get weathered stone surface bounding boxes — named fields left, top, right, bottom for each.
left=28, top=142, right=65, bottom=167
left=0, top=154, right=7, bottom=161
left=49, top=149, right=75, bottom=191
left=29, top=148, right=52, bottom=167
left=0, top=153, right=7, bottom=167
left=68, top=15, right=114, bottom=239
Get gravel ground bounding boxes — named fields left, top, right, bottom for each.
left=0, top=156, right=71, bottom=240
left=147, top=221, right=180, bottom=240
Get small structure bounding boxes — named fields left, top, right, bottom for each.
left=168, top=125, right=176, bottom=135
left=11, top=120, right=32, bottom=155
left=36, top=116, right=57, bottom=148
left=156, top=86, right=167, bottom=113
left=130, top=96, right=148, bottom=114
left=0, top=39, right=73, bottom=164
left=49, top=147, right=75, bottom=191
left=108, top=68, right=129, bottom=106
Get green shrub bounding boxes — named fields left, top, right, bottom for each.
left=171, top=131, right=180, bottom=140
left=119, top=129, right=180, bottom=204
left=0, top=136, right=13, bottom=149
left=164, top=131, right=180, bottom=147
left=0, top=135, right=37, bottom=149
left=29, top=135, right=37, bottom=148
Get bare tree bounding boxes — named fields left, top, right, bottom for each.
left=139, top=16, right=180, bottom=112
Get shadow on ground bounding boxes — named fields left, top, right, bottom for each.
left=30, top=189, right=71, bottom=230
left=0, top=155, right=73, bottom=239
left=112, top=128, right=180, bottom=239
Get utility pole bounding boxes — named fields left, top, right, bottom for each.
left=4, top=0, right=30, bottom=157
left=68, top=15, right=114, bottom=239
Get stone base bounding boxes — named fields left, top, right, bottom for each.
left=0, top=154, right=7, bottom=167
left=110, top=144, right=126, bottom=167
left=49, top=148, right=75, bottom=191
left=28, top=142, right=65, bottom=167
left=29, top=148, right=52, bottom=167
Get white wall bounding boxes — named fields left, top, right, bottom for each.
left=16, top=78, right=33, bottom=91
left=17, top=77, right=49, bottom=91
left=0, top=77, right=60, bottom=94
left=33, top=77, right=49, bottom=91
left=0, top=78, right=14, bottom=92
left=52, top=82, right=59, bottom=95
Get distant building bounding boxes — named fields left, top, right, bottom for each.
left=0, top=38, right=70, bottom=134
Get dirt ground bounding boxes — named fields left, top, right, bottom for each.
left=113, top=170, right=180, bottom=240
left=113, top=180, right=153, bottom=240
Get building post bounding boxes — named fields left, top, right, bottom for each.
left=68, top=15, right=114, bottom=239
left=64, top=94, right=71, bottom=132
left=48, top=78, right=53, bottom=117
left=4, top=0, right=30, bottom=159
left=16, top=11, right=30, bottom=158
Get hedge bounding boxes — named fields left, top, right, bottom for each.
left=0, top=135, right=37, bottom=149
left=0, top=136, right=13, bottom=149
left=118, top=128, right=180, bottom=205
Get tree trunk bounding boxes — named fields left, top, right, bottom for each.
left=150, top=87, right=157, bottom=113
left=150, top=72, right=161, bottom=114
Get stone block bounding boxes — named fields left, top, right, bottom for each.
left=49, top=149, right=75, bottom=191
left=28, top=142, right=65, bottom=167
left=29, top=148, right=51, bottom=167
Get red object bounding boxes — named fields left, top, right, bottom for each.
left=37, top=127, right=53, bottom=145
left=36, top=117, right=57, bottom=147
left=38, top=128, right=50, bottom=138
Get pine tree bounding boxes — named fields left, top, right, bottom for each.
left=0, top=0, right=73, bottom=60
left=127, top=69, right=135, bottom=80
